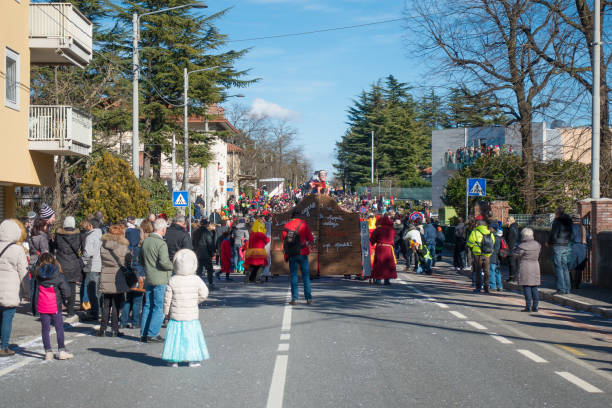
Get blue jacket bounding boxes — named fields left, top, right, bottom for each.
left=424, top=223, right=437, bottom=244
left=125, top=227, right=144, bottom=277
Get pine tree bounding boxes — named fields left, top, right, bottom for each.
left=81, top=152, right=150, bottom=223
left=447, top=87, right=509, bottom=128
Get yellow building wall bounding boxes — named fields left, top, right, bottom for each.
left=561, top=127, right=592, bottom=165
left=0, top=0, right=54, bottom=217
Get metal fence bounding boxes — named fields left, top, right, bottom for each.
left=356, top=186, right=432, bottom=201
left=509, top=213, right=554, bottom=228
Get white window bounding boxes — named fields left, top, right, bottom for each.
left=5, top=48, right=20, bottom=111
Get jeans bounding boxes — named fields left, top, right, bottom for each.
left=40, top=310, right=65, bottom=351
left=553, top=245, right=571, bottom=293
left=473, top=255, right=490, bottom=291
left=85, top=271, right=101, bottom=317
left=523, top=285, right=539, bottom=310
left=232, top=246, right=240, bottom=272
left=453, top=244, right=465, bottom=269
left=0, top=307, right=17, bottom=349
left=289, top=255, right=312, bottom=301
left=121, top=292, right=143, bottom=327
left=426, top=241, right=436, bottom=267
left=140, top=285, right=166, bottom=338
left=489, top=263, right=502, bottom=290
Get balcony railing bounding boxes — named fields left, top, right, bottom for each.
left=29, top=106, right=92, bottom=157
left=29, top=3, right=93, bottom=67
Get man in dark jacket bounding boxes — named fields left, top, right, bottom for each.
left=505, top=216, right=519, bottom=282
left=423, top=219, right=437, bottom=267
left=164, top=215, right=192, bottom=262
left=196, top=219, right=217, bottom=290
left=453, top=218, right=466, bottom=271
left=548, top=207, right=573, bottom=294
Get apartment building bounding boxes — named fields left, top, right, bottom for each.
left=0, top=1, right=92, bottom=219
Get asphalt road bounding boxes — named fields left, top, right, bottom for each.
left=0, top=265, right=610, bottom=408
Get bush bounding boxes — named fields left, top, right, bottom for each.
left=139, top=179, right=177, bottom=218
left=81, top=152, right=150, bottom=223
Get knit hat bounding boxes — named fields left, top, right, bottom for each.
left=39, top=204, right=55, bottom=220
left=63, top=216, right=76, bottom=229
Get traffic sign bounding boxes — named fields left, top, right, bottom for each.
left=172, top=191, right=189, bottom=207
left=467, top=178, right=486, bottom=197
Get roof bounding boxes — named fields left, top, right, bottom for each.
left=227, top=143, right=243, bottom=153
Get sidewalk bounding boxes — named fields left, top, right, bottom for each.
left=439, top=251, right=612, bottom=319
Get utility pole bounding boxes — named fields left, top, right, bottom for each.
left=592, top=0, right=601, bottom=199
left=132, top=13, right=139, bottom=178
left=371, top=130, right=374, bottom=184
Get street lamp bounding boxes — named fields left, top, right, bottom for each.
left=132, top=1, right=207, bottom=179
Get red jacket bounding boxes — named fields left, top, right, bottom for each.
left=281, top=218, right=314, bottom=260
left=245, top=232, right=270, bottom=267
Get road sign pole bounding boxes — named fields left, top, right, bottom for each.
left=465, top=178, right=469, bottom=219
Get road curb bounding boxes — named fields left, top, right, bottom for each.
left=453, top=268, right=611, bottom=319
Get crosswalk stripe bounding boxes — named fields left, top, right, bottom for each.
left=556, top=371, right=603, bottom=393
left=517, top=349, right=548, bottom=363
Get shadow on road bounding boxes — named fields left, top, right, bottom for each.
left=88, top=347, right=167, bottom=367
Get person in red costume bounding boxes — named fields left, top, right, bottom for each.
left=244, top=220, right=270, bottom=283
left=220, top=231, right=232, bottom=280
left=370, top=215, right=397, bottom=285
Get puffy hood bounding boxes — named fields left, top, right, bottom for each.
left=37, top=263, right=60, bottom=281
left=56, top=227, right=80, bottom=235
left=173, top=249, right=198, bottom=276
left=475, top=225, right=491, bottom=235
left=251, top=220, right=266, bottom=234
left=0, top=219, right=24, bottom=243
left=101, top=233, right=130, bottom=249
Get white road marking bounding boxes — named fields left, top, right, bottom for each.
left=434, top=302, right=449, bottom=309
left=426, top=297, right=436, bottom=301
left=397, top=281, right=408, bottom=285
left=266, top=355, right=289, bottom=408
left=0, top=358, right=34, bottom=377
left=281, top=305, right=292, bottom=332
left=490, top=334, right=513, bottom=344
left=277, top=343, right=290, bottom=352
left=517, top=349, right=548, bottom=363
left=280, top=333, right=290, bottom=341
left=556, top=371, right=603, bottom=393
left=449, top=311, right=467, bottom=319
left=466, top=321, right=488, bottom=330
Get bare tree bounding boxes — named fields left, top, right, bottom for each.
left=410, top=0, right=566, bottom=213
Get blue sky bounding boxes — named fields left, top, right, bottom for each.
left=214, top=0, right=426, bottom=174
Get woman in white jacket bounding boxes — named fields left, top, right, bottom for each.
left=0, top=219, right=29, bottom=357
left=162, top=249, right=209, bottom=367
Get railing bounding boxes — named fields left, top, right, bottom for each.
left=29, top=106, right=92, bottom=156
left=29, top=3, right=93, bottom=53
left=509, top=213, right=555, bottom=228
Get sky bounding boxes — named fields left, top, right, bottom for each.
left=213, top=0, right=427, bottom=174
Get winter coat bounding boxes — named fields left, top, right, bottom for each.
left=549, top=214, right=573, bottom=246
left=125, top=227, right=144, bottom=277
left=34, top=263, right=70, bottom=314
left=54, top=228, right=82, bottom=283
left=489, top=236, right=502, bottom=265
left=164, top=223, right=193, bottom=262
left=393, top=221, right=403, bottom=245
left=505, top=222, right=518, bottom=250
left=29, top=231, right=49, bottom=258
left=467, top=225, right=495, bottom=257
left=139, top=233, right=173, bottom=286
left=83, top=228, right=103, bottom=273
left=99, top=233, right=131, bottom=294
left=369, top=217, right=397, bottom=280
left=220, top=239, right=232, bottom=273
left=423, top=223, right=437, bottom=244
left=515, top=239, right=541, bottom=286
left=196, top=227, right=215, bottom=261
left=245, top=232, right=270, bottom=267
left=232, top=223, right=249, bottom=248
left=163, top=249, right=208, bottom=321
left=0, top=220, right=28, bottom=308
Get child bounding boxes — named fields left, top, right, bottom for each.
left=34, top=253, right=73, bottom=361
left=162, top=249, right=210, bottom=367
left=410, top=240, right=432, bottom=275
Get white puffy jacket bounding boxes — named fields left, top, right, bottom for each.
left=0, top=220, right=29, bottom=308
left=163, top=249, right=208, bottom=321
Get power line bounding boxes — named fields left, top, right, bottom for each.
left=228, top=17, right=405, bottom=43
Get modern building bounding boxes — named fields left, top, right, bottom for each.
left=0, top=1, right=93, bottom=219
left=431, top=122, right=592, bottom=210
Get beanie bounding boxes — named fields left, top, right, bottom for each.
left=39, top=203, right=55, bottom=220
left=63, top=216, right=76, bottom=229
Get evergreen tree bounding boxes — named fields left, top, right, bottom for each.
left=81, top=152, right=150, bottom=222
left=447, top=86, right=509, bottom=128
left=419, top=89, right=449, bottom=130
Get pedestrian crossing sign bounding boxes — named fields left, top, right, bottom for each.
left=172, top=191, right=189, bottom=207
left=467, top=178, right=486, bottom=197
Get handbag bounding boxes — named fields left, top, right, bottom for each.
left=128, top=247, right=145, bottom=292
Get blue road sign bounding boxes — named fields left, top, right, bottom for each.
left=172, top=191, right=189, bottom=207
left=467, top=178, right=486, bottom=197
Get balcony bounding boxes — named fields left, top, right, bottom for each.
left=29, top=106, right=92, bottom=157
left=29, top=3, right=93, bottom=68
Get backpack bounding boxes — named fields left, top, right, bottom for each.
left=498, top=237, right=509, bottom=258
left=480, top=232, right=494, bottom=255
left=283, top=221, right=304, bottom=258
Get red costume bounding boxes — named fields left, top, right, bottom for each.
left=244, top=232, right=270, bottom=267
left=369, top=216, right=397, bottom=280
left=220, top=239, right=232, bottom=274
